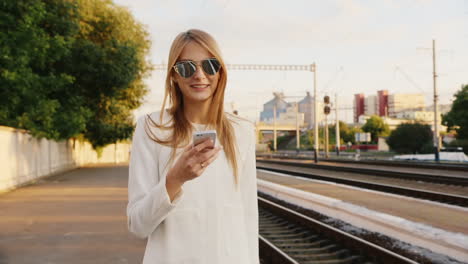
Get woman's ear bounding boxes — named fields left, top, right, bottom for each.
left=170, top=76, right=177, bottom=85
left=171, top=73, right=178, bottom=84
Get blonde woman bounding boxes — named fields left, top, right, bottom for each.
left=126, top=29, right=259, bottom=264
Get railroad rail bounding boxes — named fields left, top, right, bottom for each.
left=257, top=153, right=468, bottom=172
left=256, top=161, right=468, bottom=207
left=259, top=196, right=418, bottom=264
left=257, top=158, right=468, bottom=187
left=323, top=158, right=468, bottom=172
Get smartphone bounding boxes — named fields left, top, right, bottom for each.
left=193, top=130, right=217, bottom=149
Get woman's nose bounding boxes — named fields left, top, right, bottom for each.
left=192, top=64, right=207, bottom=80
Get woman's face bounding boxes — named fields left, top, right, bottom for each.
left=173, top=41, right=220, bottom=104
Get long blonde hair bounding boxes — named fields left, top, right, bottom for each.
left=145, top=29, right=240, bottom=186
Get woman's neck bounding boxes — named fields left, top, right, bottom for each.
left=184, top=99, right=212, bottom=124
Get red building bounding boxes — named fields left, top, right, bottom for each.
left=377, top=90, right=388, bottom=117
left=354, top=94, right=365, bottom=123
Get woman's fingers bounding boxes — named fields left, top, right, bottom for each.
left=180, top=140, right=222, bottom=179
left=185, top=143, right=193, bottom=151
left=204, top=149, right=221, bottom=166
left=197, top=146, right=222, bottom=169
left=197, top=138, right=214, bottom=150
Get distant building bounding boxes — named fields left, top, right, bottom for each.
left=260, top=91, right=319, bottom=128
left=260, top=92, right=289, bottom=122
left=396, top=111, right=434, bottom=123
left=358, top=114, right=445, bottom=132
left=353, top=94, right=365, bottom=123
left=354, top=90, right=450, bottom=135
left=298, top=91, right=322, bottom=129
left=355, top=90, right=426, bottom=122
left=275, top=104, right=305, bottom=126
left=377, top=90, right=388, bottom=116
left=388, top=93, right=425, bottom=117
left=424, top=104, right=451, bottom=115
left=364, top=95, right=377, bottom=116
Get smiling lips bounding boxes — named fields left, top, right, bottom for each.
left=190, top=84, right=210, bottom=91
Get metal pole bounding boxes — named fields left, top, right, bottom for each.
left=433, top=39, right=440, bottom=162
left=296, top=102, right=300, bottom=151
left=325, top=115, right=329, bottom=158
left=313, top=63, right=318, bottom=163
left=274, top=104, right=277, bottom=152
left=335, top=94, right=340, bottom=156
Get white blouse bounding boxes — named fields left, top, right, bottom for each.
left=126, top=110, right=259, bottom=264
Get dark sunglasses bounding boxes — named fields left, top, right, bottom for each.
left=173, top=58, right=221, bottom=78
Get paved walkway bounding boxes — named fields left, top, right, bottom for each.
left=0, top=164, right=145, bottom=264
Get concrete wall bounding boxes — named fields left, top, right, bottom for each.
left=0, top=126, right=130, bottom=193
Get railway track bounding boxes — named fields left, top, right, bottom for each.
left=257, top=158, right=468, bottom=187
left=321, top=158, right=468, bottom=172
left=259, top=196, right=418, bottom=264
left=256, top=162, right=468, bottom=207
left=257, top=153, right=468, bottom=172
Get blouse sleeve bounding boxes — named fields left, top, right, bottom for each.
left=240, top=122, right=260, bottom=263
left=126, top=115, right=184, bottom=239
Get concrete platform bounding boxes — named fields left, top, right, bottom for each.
left=0, top=164, right=145, bottom=264
left=257, top=169, right=468, bottom=263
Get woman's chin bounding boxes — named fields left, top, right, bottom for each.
left=186, top=93, right=212, bottom=103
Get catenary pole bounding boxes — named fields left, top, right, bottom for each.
left=433, top=39, right=440, bottom=162
left=313, top=63, right=319, bottom=163
left=335, top=94, right=340, bottom=156
left=273, top=104, right=277, bottom=152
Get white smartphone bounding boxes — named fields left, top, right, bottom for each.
left=193, top=130, right=217, bottom=148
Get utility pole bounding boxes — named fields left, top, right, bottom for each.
left=335, top=94, right=340, bottom=156
left=324, top=96, right=331, bottom=158
left=273, top=104, right=277, bottom=152
left=296, top=102, right=300, bottom=151
left=325, top=117, right=329, bottom=158
left=313, top=63, right=319, bottom=163
left=433, top=39, right=440, bottom=162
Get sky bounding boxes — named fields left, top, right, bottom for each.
left=113, top=0, right=468, bottom=123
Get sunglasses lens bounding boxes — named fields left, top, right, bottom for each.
left=175, top=62, right=196, bottom=78
left=202, top=59, right=221, bottom=75
left=174, top=59, right=220, bottom=78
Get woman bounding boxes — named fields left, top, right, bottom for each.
left=126, top=29, right=259, bottom=264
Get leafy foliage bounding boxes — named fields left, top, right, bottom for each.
left=447, top=139, right=468, bottom=154
left=0, top=0, right=83, bottom=139
left=361, top=115, right=390, bottom=143
left=269, top=121, right=361, bottom=151
left=442, top=84, right=468, bottom=140
left=386, top=122, right=433, bottom=154
left=334, top=121, right=360, bottom=145
left=0, top=0, right=152, bottom=148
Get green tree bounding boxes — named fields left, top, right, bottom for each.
left=361, top=115, right=390, bottom=143
left=331, top=121, right=359, bottom=145
left=0, top=0, right=85, bottom=139
left=386, top=123, right=433, bottom=154
left=0, top=0, right=152, bottom=149
left=68, top=0, right=152, bottom=148
left=443, top=84, right=468, bottom=140
left=296, top=122, right=360, bottom=151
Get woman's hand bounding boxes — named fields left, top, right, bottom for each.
left=166, top=139, right=222, bottom=201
